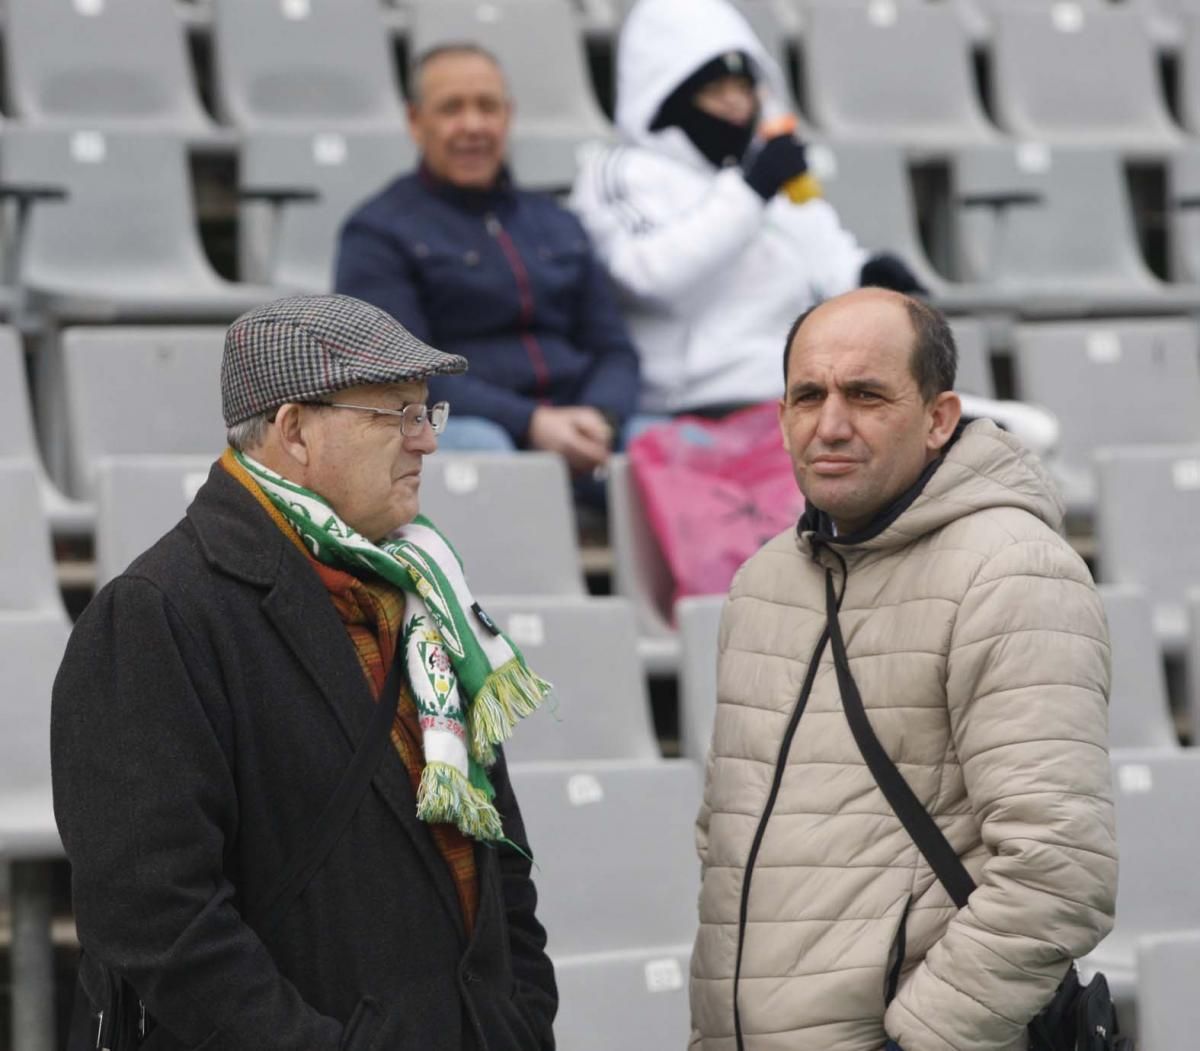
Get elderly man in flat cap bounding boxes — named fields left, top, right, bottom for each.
left=51, top=294, right=557, bottom=1051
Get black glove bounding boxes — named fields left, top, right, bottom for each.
left=859, top=252, right=928, bottom=295
left=742, top=135, right=808, bottom=201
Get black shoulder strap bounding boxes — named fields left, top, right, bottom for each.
left=258, top=646, right=405, bottom=936
left=823, top=569, right=977, bottom=910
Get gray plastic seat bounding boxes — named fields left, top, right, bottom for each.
left=4, top=0, right=218, bottom=141
left=952, top=145, right=1198, bottom=316
left=802, top=0, right=998, bottom=148
left=95, top=456, right=215, bottom=587
left=410, top=0, right=613, bottom=190
left=990, top=7, right=1181, bottom=151
left=1080, top=750, right=1200, bottom=1005
left=1095, top=444, right=1200, bottom=654
left=1188, top=589, right=1200, bottom=743
left=419, top=452, right=587, bottom=597
left=0, top=459, right=67, bottom=617
left=1014, top=319, right=1200, bottom=514
left=677, top=594, right=723, bottom=762
left=479, top=596, right=658, bottom=762
left=2, top=129, right=276, bottom=323
left=507, top=759, right=701, bottom=957
left=1166, top=145, right=1200, bottom=283
left=59, top=327, right=226, bottom=500
left=607, top=455, right=680, bottom=675
left=949, top=317, right=994, bottom=398
left=1099, top=586, right=1179, bottom=750
left=1137, top=930, right=1200, bottom=1051
left=213, top=0, right=406, bottom=131
left=242, top=130, right=415, bottom=291
left=553, top=948, right=692, bottom=1051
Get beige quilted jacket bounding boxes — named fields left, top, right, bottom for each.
left=690, top=420, right=1118, bottom=1051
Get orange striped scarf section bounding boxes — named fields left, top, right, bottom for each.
left=220, top=449, right=479, bottom=932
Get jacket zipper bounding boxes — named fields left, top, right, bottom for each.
left=485, top=212, right=551, bottom=398
left=732, top=622, right=832, bottom=1051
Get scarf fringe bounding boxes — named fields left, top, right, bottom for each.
left=417, top=761, right=505, bottom=841
left=468, top=658, right=553, bottom=763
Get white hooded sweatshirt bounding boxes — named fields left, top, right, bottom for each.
left=570, top=0, right=868, bottom=414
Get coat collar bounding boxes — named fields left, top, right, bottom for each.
left=415, top=160, right=516, bottom=214
left=186, top=463, right=469, bottom=938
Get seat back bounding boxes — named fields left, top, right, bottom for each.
left=676, top=595, right=723, bottom=762
left=507, top=760, right=702, bottom=956
left=990, top=7, right=1178, bottom=147
left=953, top=146, right=1157, bottom=289
left=5, top=0, right=210, bottom=131
left=1095, top=444, right=1200, bottom=647
left=61, top=327, right=226, bottom=500
left=1014, top=320, right=1200, bottom=508
left=3, top=129, right=220, bottom=292
left=411, top=0, right=611, bottom=188
left=607, top=455, right=679, bottom=673
left=213, top=0, right=405, bottom=130
left=803, top=0, right=994, bottom=145
left=0, top=459, right=64, bottom=615
left=95, top=456, right=215, bottom=587
left=553, top=949, right=691, bottom=1051
left=1098, top=586, right=1178, bottom=750
left=0, top=328, right=40, bottom=461
left=419, top=453, right=586, bottom=597
left=1137, top=931, right=1200, bottom=1051
left=0, top=613, right=72, bottom=797
left=481, top=596, right=657, bottom=762
left=242, top=130, right=415, bottom=291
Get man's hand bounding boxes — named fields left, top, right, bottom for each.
left=528, top=406, right=614, bottom=473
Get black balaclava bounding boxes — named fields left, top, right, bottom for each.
left=650, top=50, right=759, bottom=169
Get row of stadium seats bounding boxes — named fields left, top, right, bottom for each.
left=6, top=1, right=1200, bottom=175
left=4, top=129, right=1200, bottom=331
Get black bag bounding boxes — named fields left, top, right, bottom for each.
left=822, top=569, right=1134, bottom=1051
left=70, top=643, right=406, bottom=1050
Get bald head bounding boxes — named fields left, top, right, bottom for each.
left=783, top=289, right=956, bottom=404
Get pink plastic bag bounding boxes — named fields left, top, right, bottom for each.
left=627, top=402, right=805, bottom=603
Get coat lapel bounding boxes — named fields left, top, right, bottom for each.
left=191, top=464, right=467, bottom=938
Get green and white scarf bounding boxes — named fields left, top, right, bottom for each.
left=235, top=451, right=551, bottom=842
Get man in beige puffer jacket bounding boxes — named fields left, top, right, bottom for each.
left=691, top=289, right=1117, bottom=1051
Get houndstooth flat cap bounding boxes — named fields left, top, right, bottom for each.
left=221, top=294, right=468, bottom=426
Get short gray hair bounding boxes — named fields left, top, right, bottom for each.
left=409, top=43, right=505, bottom=105
left=226, top=410, right=274, bottom=453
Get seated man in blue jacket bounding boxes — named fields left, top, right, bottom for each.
left=335, top=43, right=640, bottom=485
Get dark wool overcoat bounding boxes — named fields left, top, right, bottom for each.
left=51, top=463, right=557, bottom=1051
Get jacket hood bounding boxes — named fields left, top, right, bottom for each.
left=799, top=418, right=1066, bottom=555
left=615, top=0, right=791, bottom=155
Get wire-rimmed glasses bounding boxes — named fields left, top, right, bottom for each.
left=319, top=400, right=451, bottom=436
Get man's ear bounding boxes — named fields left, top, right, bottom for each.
left=273, top=403, right=312, bottom=467
left=927, top=390, right=962, bottom=453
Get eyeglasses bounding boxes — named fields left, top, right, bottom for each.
left=318, top=400, right=451, bottom=437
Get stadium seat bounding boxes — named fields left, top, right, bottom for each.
left=801, top=0, right=998, bottom=148
left=1013, top=319, right=1200, bottom=514
left=419, top=452, right=587, bottom=597
left=3, top=0, right=220, bottom=142
left=409, top=0, right=613, bottom=190
left=1081, top=750, right=1200, bottom=1006
left=949, top=317, right=993, bottom=398
left=1095, top=443, right=1200, bottom=654
left=989, top=6, right=1181, bottom=150
left=553, top=948, right=692, bottom=1051
left=58, top=327, right=225, bottom=501
left=478, top=596, right=659, bottom=762
left=1, top=129, right=275, bottom=323
left=1188, top=589, right=1200, bottom=743
left=0, top=460, right=67, bottom=617
left=677, top=594, right=723, bottom=762
left=952, top=146, right=1199, bottom=316
left=507, top=759, right=701, bottom=957
left=608, top=455, right=680, bottom=674
left=212, top=0, right=406, bottom=131
left=1177, top=12, right=1200, bottom=134
left=1136, top=930, right=1200, bottom=1051
left=1166, top=144, right=1200, bottom=283
left=1099, top=586, right=1180, bottom=750
left=94, top=456, right=215, bottom=588
left=241, top=130, right=415, bottom=291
